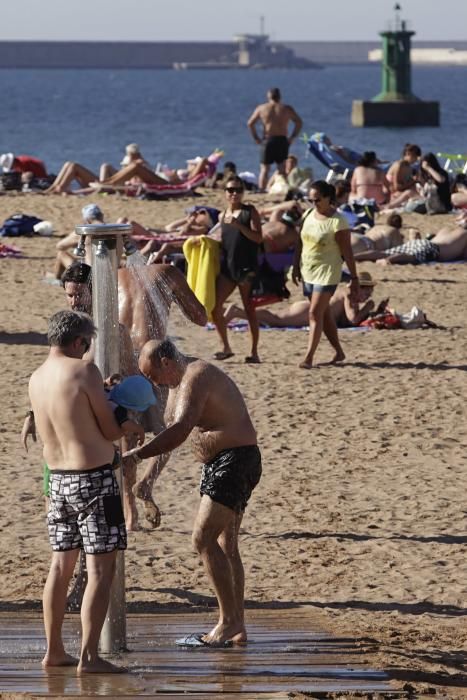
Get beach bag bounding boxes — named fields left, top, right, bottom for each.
left=423, top=183, right=446, bottom=215
left=360, top=312, right=401, bottom=330
left=0, top=213, right=43, bottom=237
left=0, top=172, right=22, bottom=191
left=250, top=259, right=290, bottom=305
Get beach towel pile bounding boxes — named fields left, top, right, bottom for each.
left=0, top=243, right=23, bottom=258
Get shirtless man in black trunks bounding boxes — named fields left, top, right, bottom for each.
left=247, top=87, right=303, bottom=191
left=124, top=338, right=262, bottom=648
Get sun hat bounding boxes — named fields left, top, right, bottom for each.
left=356, top=271, right=376, bottom=287
left=0, top=153, right=14, bottom=172
left=109, top=375, right=157, bottom=412
left=121, top=143, right=140, bottom=165
left=82, top=203, right=103, bottom=222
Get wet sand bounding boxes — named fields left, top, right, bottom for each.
left=0, top=192, right=465, bottom=697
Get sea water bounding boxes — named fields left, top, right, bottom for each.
left=1, top=66, right=466, bottom=179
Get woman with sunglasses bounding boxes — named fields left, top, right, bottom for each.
left=292, top=180, right=359, bottom=369
left=211, top=176, right=263, bottom=363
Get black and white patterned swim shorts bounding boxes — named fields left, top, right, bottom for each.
left=385, top=239, right=440, bottom=264
left=47, top=465, right=127, bottom=554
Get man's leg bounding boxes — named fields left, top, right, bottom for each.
left=42, top=549, right=80, bottom=667
left=258, top=163, right=270, bottom=191
left=216, top=511, right=246, bottom=643
left=192, top=495, right=245, bottom=644
left=78, top=550, right=126, bottom=674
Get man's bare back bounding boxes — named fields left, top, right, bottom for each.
left=164, top=358, right=257, bottom=463
left=253, top=102, right=299, bottom=138
left=432, top=226, right=467, bottom=261
left=118, top=264, right=207, bottom=352
left=29, top=357, right=117, bottom=470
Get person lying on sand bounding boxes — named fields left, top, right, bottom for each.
left=350, top=213, right=407, bottom=255
left=354, top=222, right=467, bottom=265
left=224, top=271, right=379, bottom=329
left=142, top=206, right=220, bottom=263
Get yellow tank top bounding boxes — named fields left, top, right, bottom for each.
left=300, top=209, right=348, bottom=285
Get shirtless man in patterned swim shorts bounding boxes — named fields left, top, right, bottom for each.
left=28, top=310, right=140, bottom=674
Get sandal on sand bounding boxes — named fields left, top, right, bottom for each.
left=244, top=356, right=261, bottom=364
left=176, top=633, right=233, bottom=649
left=213, top=351, right=235, bottom=361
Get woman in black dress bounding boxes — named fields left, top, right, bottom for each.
left=211, top=176, right=263, bottom=363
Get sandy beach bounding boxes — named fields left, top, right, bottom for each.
left=0, top=191, right=465, bottom=697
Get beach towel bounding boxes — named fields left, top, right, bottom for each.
left=0, top=243, right=23, bottom=258
left=183, top=236, right=220, bottom=318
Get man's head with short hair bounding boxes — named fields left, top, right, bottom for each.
left=268, top=87, right=281, bottom=102
left=61, top=262, right=92, bottom=313
left=139, top=338, right=182, bottom=387
left=47, top=310, right=96, bottom=350
left=82, top=203, right=104, bottom=224
left=386, top=213, right=403, bottom=229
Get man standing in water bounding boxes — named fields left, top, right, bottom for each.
left=247, top=87, right=303, bottom=191
left=124, top=339, right=262, bottom=647
left=29, top=310, right=129, bottom=673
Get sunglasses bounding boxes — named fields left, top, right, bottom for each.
left=225, top=187, right=244, bottom=194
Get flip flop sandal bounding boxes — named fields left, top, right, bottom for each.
left=175, top=633, right=233, bottom=648
left=213, top=351, right=235, bottom=361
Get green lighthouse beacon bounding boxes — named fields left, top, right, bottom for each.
left=352, top=4, right=439, bottom=127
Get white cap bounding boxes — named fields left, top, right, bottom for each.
left=0, top=153, right=14, bottom=172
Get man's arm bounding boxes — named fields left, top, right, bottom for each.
left=247, top=107, right=262, bottom=144
left=125, top=371, right=207, bottom=460
left=287, top=106, right=303, bottom=143
left=164, top=266, right=208, bottom=326
left=56, top=231, right=79, bottom=252
left=335, top=229, right=360, bottom=304
left=83, top=363, right=125, bottom=441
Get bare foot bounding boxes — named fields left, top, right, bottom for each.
left=132, top=481, right=161, bottom=528
left=299, top=361, right=314, bottom=370
left=42, top=652, right=78, bottom=668
left=376, top=258, right=391, bottom=266
left=330, top=351, right=345, bottom=364
left=203, top=622, right=247, bottom=646
left=78, top=656, right=128, bottom=674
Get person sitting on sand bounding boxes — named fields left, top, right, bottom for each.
left=142, top=206, right=220, bottom=264
left=386, top=143, right=421, bottom=203
left=53, top=204, right=105, bottom=278
left=350, top=151, right=390, bottom=206
left=354, top=221, right=467, bottom=265
left=45, top=143, right=148, bottom=194
left=224, top=271, right=379, bottom=329
left=451, top=173, right=467, bottom=210
left=350, top=213, right=406, bottom=254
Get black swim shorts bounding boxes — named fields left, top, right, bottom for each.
left=261, top=136, right=289, bottom=165
left=200, top=445, right=262, bottom=513
left=47, top=464, right=127, bottom=554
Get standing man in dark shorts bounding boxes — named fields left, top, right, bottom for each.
left=247, top=87, right=303, bottom=191
left=123, top=339, right=262, bottom=648
left=29, top=310, right=132, bottom=674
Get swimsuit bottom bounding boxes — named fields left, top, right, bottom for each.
left=385, top=239, right=440, bottom=264
left=221, top=259, right=258, bottom=285
left=200, top=445, right=262, bottom=513
left=261, top=136, right=289, bottom=166
left=47, top=464, right=127, bottom=554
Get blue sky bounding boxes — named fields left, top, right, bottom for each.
left=1, top=0, right=466, bottom=41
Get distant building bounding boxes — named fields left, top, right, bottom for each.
left=0, top=39, right=466, bottom=69
left=369, top=47, right=467, bottom=65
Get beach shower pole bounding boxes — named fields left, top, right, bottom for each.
left=75, top=222, right=133, bottom=653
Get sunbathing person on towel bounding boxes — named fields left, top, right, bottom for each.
left=225, top=272, right=379, bottom=329
left=354, top=223, right=467, bottom=265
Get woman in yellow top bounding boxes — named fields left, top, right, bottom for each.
left=292, top=180, right=360, bottom=369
